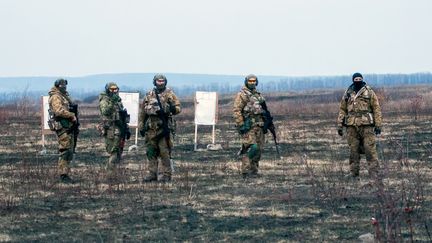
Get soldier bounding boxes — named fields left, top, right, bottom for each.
left=98, top=82, right=131, bottom=177
left=48, top=78, right=78, bottom=183
left=139, top=74, right=181, bottom=182
left=337, top=72, right=382, bottom=179
left=233, top=74, right=270, bottom=178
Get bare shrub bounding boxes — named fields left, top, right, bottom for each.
left=375, top=87, right=391, bottom=112
left=0, top=105, right=8, bottom=125
left=409, top=94, right=424, bottom=121
left=372, top=141, right=430, bottom=242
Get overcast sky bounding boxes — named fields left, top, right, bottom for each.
left=0, top=0, right=431, bottom=77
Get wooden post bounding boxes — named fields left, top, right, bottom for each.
left=194, top=124, right=198, bottom=151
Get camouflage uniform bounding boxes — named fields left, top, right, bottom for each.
left=48, top=84, right=76, bottom=177
left=233, top=78, right=266, bottom=176
left=139, top=85, right=181, bottom=181
left=337, top=77, right=382, bottom=178
left=98, top=83, right=130, bottom=173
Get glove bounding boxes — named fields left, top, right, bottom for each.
left=337, top=128, right=343, bottom=136
left=126, top=130, right=131, bottom=140
left=238, top=123, right=250, bottom=135
left=374, top=127, right=381, bottom=135
left=139, top=129, right=146, bottom=137
left=238, top=118, right=252, bottom=134
left=169, top=103, right=177, bottom=114
left=112, top=94, right=121, bottom=103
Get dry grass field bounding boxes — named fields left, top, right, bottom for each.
left=0, top=85, right=431, bottom=242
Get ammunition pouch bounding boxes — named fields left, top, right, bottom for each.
left=96, top=121, right=111, bottom=136
left=347, top=112, right=374, bottom=127
left=48, top=118, right=62, bottom=131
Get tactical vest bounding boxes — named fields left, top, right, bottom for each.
left=143, top=89, right=177, bottom=133
left=344, top=85, right=375, bottom=126
left=48, top=91, right=73, bottom=130
left=241, top=88, right=265, bottom=126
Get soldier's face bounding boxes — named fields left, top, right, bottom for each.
left=155, top=79, right=166, bottom=88
left=247, top=79, right=257, bottom=89
left=109, top=86, right=119, bottom=94
left=353, top=77, right=363, bottom=82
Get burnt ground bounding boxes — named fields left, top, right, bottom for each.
left=0, top=86, right=431, bottom=242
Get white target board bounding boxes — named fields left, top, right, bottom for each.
left=119, top=92, right=140, bottom=128
left=194, top=91, right=218, bottom=125
left=41, top=95, right=51, bottom=132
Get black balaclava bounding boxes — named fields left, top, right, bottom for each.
left=352, top=72, right=365, bottom=93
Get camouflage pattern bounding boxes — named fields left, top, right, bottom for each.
left=337, top=83, right=382, bottom=177
left=48, top=86, right=76, bottom=175
left=233, top=85, right=266, bottom=174
left=99, top=91, right=126, bottom=173
left=337, top=84, right=382, bottom=128
left=346, top=126, right=379, bottom=177
left=139, top=87, right=181, bottom=179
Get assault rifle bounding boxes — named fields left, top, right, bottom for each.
left=69, top=103, right=80, bottom=153
left=154, top=90, right=172, bottom=158
left=119, top=109, right=131, bottom=140
left=261, top=101, right=281, bottom=159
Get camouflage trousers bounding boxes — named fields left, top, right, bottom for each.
left=145, top=129, right=173, bottom=177
left=104, top=126, right=124, bottom=173
left=240, top=125, right=265, bottom=174
left=347, top=126, right=380, bottom=177
left=56, top=129, right=74, bottom=175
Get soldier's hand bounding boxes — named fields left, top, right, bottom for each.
left=139, top=129, right=146, bottom=137
left=337, top=128, right=343, bottom=136
left=374, top=127, right=381, bottom=135
left=71, top=116, right=77, bottom=123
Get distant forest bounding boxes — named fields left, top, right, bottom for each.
left=174, top=72, right=432, bottom=95
left=0, top=72, right=431, bottom=102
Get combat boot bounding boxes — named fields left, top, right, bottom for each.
left=242, top=171, right=261, bottom=179
left=158, top=175, right=172, bottom=183
left=60, top=174, right=74, bottom=184
left=143, top=174, right=157, bottom=183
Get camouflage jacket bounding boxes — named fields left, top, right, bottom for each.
left=233, top=86, right=266, bottom=126
left=139, top=87, right=181, bottom=132
left=48, top=86, right=75, bottom=121
left=337, top=83, right=382, bottom=128
left=99, top=93, right=125, bottom=125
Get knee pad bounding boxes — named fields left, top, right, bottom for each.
left=248, top=144, right=259, bottom=159
left=146, top=146, right=158, bottom=159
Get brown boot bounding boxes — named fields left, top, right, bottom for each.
left=60, top=174, right=74, bottom=184
left=143, top=174, right=157, bottom=183
left=158, top=175, right=172, bottom=183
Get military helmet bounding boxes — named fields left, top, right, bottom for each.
left=153, top=74, right=168, bottom=86
left=244, top=74, right=258, bottom=86
left=105, top=82, right=119, bottom=93
left=54, top=78, right=68, bottom=87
